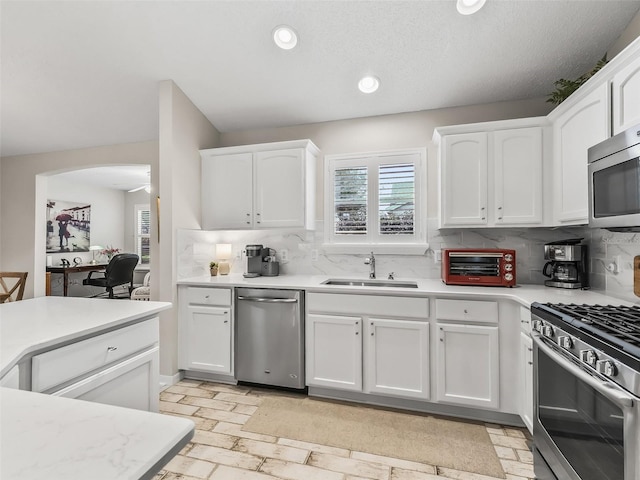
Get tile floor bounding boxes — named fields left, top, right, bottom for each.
left=156, top=380, right=535, bottom=480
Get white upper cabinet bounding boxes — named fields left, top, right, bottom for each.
left=551, top=82, right=610, bottom=225
left=435, top=118, right=546, bottom=228
left=201, top=140, right=319, bottom=230
left=612, top=53, right=640, bottom=135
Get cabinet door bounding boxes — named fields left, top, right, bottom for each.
left=306, top=313, right=362, bottom=391
left=255, top=148, right=306, bottom=228
left=520, top=332, right=534, bottom=434
left=441, top=133, right=488, bottom=226
left=494, top=127, right=543, bottom=225
left=612, top=57, right=640, bottom=135
left=52, top=347, right=159, bottom=412
left=183, top=305, right=232, bottom=374
left=553, top=83, right=610, bottom=224
left=365, top=319, right=429, bottom=400
left=201, top=152, right=253, bottom=230
left=436, top=323, right=499, bottom=409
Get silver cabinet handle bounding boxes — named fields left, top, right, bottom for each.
left=237, top=296, right=297, bottom=303
left=107, top=346, right=118, bottom=352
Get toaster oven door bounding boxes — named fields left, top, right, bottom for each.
left=445, top=253, right=503, bottom=285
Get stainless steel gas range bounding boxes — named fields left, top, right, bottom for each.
left=530, top=302, right=640, bottom=480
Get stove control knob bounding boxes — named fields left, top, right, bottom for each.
left=531, top=320, right=543, bottom=333
left=542, top=325, right=554, bottom=338
left=580, top=350, right=598, bottom=367
left=504, top=254, right=513, bottom=262
left=557, top=335, right=573, bottom=349
left=596, top=360, right=617, bottom=377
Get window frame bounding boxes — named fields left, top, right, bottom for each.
left=134, top=203, right=150, bottom=266
left=324, top=148, right=427, bottom=251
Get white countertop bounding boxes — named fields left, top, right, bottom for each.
left=0, top=296, right=172, bottom=377
left=0, top=388, right=194, bottom=480
left=177, top=273, right=638, bottom=307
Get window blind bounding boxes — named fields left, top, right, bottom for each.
left=136, top=207, right=150, bottom=264
left=334, top=167, right=368, bottom=235
left=378, top=163, right=415, bottom=235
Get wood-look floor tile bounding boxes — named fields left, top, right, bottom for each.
left=234, top=438, right=309, bottom=463
left=195, top=407, right=252, bottom=424
left=307, top=452, right=390, bottom=480
left=209, top=465, right=281, bottom=480
left=351, top=451, right=436, bottom=474
left=180, top=395, right=236, bottom=411
left=259, top=458, right=344, bottom=480
left=276, top=438, right=350, bottom=457
left=187, top=444, right=263, bottom=470
left=163, top=454, right=216, bottom=479
left=213, top=421, right=278, bottom=443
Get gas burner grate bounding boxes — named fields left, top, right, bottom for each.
left=543, top=303, right=640, bottom=348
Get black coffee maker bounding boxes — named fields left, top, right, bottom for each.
left=542, top=239, right=589, bottom=289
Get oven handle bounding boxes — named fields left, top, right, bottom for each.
left=532, top=333, right=635, bottom=409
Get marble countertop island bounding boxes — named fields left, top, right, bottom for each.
left=1, top=388, right=193, bottom=480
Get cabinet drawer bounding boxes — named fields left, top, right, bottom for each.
left=32, top=318, right=159, bottom=393
left=307, top=293, right=429, bottom=319
left=520, top=306, right=531, bottom=334
left=186, top=287, right=231, bottom=306
left=436, top=299, right=498, bottom=323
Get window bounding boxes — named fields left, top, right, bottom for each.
left=325, top=149, right=426, bottom=247
left=135, top=204, right=150, bottom=265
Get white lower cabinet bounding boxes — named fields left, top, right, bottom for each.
left=306, top=293, right=430, bottom=400
left=183, top=305, right=232, bottom=374
left=178, top=286, right=233, bottom=375
left=436, top=323, right=499, bottom=409
left=306, top=313, right=363, bottom=391
left=520, top=331, right=534, bottom=433
left=365, top=318, right=429, bottom=400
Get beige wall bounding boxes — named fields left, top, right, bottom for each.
left=219, top=97, right=554, bottom=219
left=156, top=80, right=220, bottom=376
left=608, top=8, right=640, bottom=59
left=0, top=141, right=158, bottom=298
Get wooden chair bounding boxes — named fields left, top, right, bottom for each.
left=0, top=272, right=28, bottom=303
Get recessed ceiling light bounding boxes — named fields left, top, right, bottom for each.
left=456, top=0, right=487, bottom=15
left=273, top=25, right=298, bottom=50
left=358, top=75, right=380, bottom=94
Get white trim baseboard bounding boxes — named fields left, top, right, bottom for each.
left=159, top=372, right=183, bottom=391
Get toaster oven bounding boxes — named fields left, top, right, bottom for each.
left=442, top=249, right=516, bottom=287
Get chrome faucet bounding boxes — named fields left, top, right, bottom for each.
left=364, top=251, right=376, bottom=279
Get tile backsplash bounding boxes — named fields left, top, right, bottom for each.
left=177, top=221, right=639, bottom=301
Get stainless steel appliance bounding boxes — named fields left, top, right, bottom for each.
left=542, top=239, right=588, bottom=289
left=235, top=288, right=304, bottom=389
left=243, top=245, right=280, bottom=278
left=441, top=248, right=516, bottom=287
left=588, top=123, right=640, bottom=231
left=530, top=302, right=640, bottom=480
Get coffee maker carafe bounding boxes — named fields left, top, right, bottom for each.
left=542, top=239, right=588, bottom=289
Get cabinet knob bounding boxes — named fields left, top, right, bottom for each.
left=247, top=221, right=251, bottom=224
left=371, top=332, right=374, bottom=336
left=246, top=213, right=250, bottom=216
left=224, top=320, right=228, bottom=323
left=482, top=217, right=486, bottom=220
left=205, top=295, right=209, bottom=299
left=256, top=213, right=261, bottom=216
left=464, top=309, right=468, bottom=314
left=481, top=207, right=485, bottom=211
left=356, top=332, right=359, bottom=335
left=107, top=346, right=118, bottom=352
left=498, top=206, right=502, bottom=210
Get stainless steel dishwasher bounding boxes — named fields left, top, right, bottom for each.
left=235, top=288, right=305, bottom=389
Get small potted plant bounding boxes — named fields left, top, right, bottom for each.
left=209, top=261, right=219, bottom=276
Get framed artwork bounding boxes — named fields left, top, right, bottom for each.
left=46, top=199, right=91, bottom=253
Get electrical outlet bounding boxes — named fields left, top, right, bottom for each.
left=280, top=249, right=288, bottom=262
left=435, top=250, right=442, bottom=263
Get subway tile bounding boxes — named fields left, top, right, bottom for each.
left=187, top=443, right=263, bottom=470
left=234, top=438, right=309, bottom=463
left=307, top=452, right=390, bottom=480
left=259, top=458, right=344, bottom=480
left=351, top=451, right=436, bottom=474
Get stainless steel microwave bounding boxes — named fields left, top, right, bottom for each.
left=588, top=123, right=640, bottom=231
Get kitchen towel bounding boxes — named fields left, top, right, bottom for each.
left=242, top=395, right=506, bottom=478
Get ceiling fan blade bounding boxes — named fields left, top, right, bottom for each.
left=128, top=185, right=148, bottom=193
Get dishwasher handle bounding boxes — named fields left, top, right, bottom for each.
left=237, top=296, right=298, bottom=303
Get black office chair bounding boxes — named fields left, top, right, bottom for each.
left=83, top=253, right=139, bottom=298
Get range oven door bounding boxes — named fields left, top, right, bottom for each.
left=532, top=333, right=639, bottom=480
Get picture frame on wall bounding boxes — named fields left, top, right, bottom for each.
left=46, top=199, right=91, bottom=253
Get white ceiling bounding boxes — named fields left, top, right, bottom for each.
left=52, top=165, right=150, bottom=192
left=2, top=0, right=640, bottom=158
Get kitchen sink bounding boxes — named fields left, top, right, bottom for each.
left=322, top=279, right=418, bottom=288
